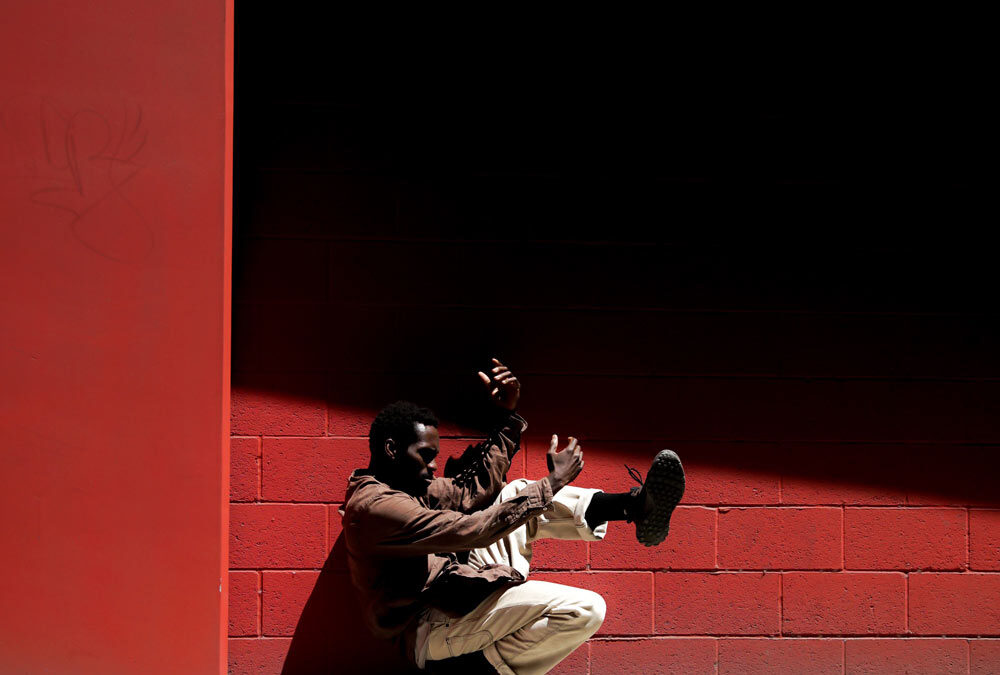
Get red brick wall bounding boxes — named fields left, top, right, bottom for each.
left=229, top=14, right=998, bottom=674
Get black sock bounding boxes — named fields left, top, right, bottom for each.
left=584, top=491, right=639, bottom=527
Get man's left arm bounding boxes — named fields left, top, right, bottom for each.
left=426, top=358, right=524, bottom=512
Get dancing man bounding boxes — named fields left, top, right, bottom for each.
left=341, top=359, right=685, bottom=674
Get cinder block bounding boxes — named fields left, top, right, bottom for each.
left=845, top=638, right=967, bottom=674
left=530, top=539, right=587, bottom=570
left=718, top=507, right=841, bottom=570
left=590, top=507, right=716, bottom=570
left=719, top=638, right=843, bottom=675
left=590, top=638, right=717, bottom=674
left=326, top=401, right=373, bottom=437
left=533, top=571, right=653, bottom=636
left=230, top=504, right=326, bottom=569
left=263, top=571, right=320, bottom=636
left=971, top=510, right=1000, bottom=570
left=231, top=374, right=326, bottom=436
left=909, top=573, right=1000, bottom=635
left=971, top=640, right=1000, bottom=675
left=234, top=237, right=329, bottom=303
left=229, top=571, right=259, bottom=637
left=845, top=508, right=966, bottom=570
left=227, top=638, right=291, bottom=675
left=672, top=444, right=782, bottom=505
left=654, top=572, right=780, bottom=635
left=904, top=445, right=1000, bottom=507
left=230, top=436, right=260, bottom=502
left=780, top=444, right=907, bottom=506
left=262, top=437, right=368, bottom=502
left=232, top=305, right=332, bottom=372
left=782, top=572, right=905, bottom=635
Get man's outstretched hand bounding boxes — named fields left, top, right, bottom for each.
left=546, top=434, right=584, bottom=493
left=477, top=358, right=520, bottom=411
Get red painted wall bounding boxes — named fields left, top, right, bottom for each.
left=0, top=1, right=232, bottom=672
left=230, top=16, right=998, bottom=674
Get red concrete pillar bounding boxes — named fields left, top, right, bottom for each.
left=0, top=1, right=232, bottom=672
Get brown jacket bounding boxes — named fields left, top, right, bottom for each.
left=339, top=412, right=554, bottom=666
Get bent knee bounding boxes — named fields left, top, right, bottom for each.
left=582, top=590, right=606, bottom=631
left=560, top=589, right=605, bottom=635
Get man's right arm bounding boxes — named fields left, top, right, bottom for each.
left=355, top=437, right=583, bottom=557
left=358, top=477, right=555, bottom=556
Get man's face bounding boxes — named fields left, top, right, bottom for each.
left=393, top=422, right=439, bottom=496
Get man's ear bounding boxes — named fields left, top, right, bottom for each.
left=383, top=438, right=397, bottom=462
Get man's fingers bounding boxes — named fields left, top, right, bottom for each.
left=477, top=371, right=492, bottom=386
left=549, top=434, right=558, bottom=452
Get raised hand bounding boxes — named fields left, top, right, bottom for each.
left=477, top=357, right=521, bottom=411
left=546, top=434, right=584, bottom=492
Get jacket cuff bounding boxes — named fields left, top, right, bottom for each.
left=526, top=475, right=554, bottom=509
left=505, top=411, right=528, bottom=435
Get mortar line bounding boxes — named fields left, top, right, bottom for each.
left=965, top=507, right=971, bottom=571
left=779, top=573, right=784, bottom=637
left=841, top=506, right=846, bottom=570
left=714, top=508, right=719, bottom=570
left=904, top=572, right=909, bottom=633
left=257, top=435, right=263, bottom=502
left=256, top=570, right=262, bottom=637
left=650, top=570, right=655, bottom=634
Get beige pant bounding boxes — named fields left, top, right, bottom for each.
left=415, top=479, right=608, bottom=675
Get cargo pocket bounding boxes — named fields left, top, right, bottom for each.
left=445, top=629, right=494, bottom=657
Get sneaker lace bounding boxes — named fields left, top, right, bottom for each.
left=623, top=464, right=645, bottom=523
left=624, top=463, right=644, bottom=487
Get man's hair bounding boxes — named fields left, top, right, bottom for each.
left=368, top=400, right=439, bottom=457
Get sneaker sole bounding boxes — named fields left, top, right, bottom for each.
left=636, top=449, right=686, bottom=547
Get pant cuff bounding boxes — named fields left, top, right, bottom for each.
left=571, top=487, right=608, bottom=541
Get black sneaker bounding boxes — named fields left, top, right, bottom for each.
left=624, top=449, right=686, bottom=547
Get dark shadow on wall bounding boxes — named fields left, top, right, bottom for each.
left=280, top=538, right=420, bottom=675
left=233, top=12, right=996, bottom=672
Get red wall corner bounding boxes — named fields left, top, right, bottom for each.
left=0, top=1, right=233, bottom=672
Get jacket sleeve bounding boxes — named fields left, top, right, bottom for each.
left=359, top=477, right=554, bottom=556
left=426, top=412, right=528, bottom=513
